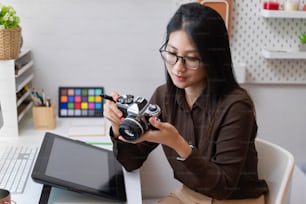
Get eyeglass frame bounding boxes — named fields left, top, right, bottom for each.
left=159, top=43, right=203, bottom=70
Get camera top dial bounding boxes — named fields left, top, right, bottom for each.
left=117, top=95, right=134, bottom=104
left=146, top=104, right=161, bottom=117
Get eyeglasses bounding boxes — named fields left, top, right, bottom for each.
left=159, top=49, right=202, bottom=70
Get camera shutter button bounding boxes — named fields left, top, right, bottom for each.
left=148, top=105, right=157, bottom=112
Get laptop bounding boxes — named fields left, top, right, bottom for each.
left=31, top=132, right=127, bottom=203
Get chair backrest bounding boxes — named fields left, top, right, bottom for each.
left=255, top=138, right=295, bottom=204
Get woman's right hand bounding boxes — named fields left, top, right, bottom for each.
left=103, top=92, right=123, bottom=138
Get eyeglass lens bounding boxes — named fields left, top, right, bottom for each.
left=160, top=50, right=200, bottom=70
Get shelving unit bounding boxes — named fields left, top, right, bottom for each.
left=261, top=9, right=306, bottom=18
left=0, top=49, right=34, bottom=136
left=261, top=9, right=306, bottom=60
left=261, top=48, right=306, bottom=59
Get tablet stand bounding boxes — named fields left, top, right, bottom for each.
left=39, top=184, right=52, bottom=204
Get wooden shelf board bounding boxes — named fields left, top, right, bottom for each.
left=261, top=9, right=306, bottom=18
left=261, top=48, right=306, bottom=59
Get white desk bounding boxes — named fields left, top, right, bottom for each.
left=0, top=114, right=143, bottom=204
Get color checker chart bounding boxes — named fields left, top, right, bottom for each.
left=58, top=87, right=104, bottom=117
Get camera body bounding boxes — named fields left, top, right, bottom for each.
left=116, top=94, right=161, bottom=141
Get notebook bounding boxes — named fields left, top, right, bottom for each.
left=31, top=132, right=127, bottom=203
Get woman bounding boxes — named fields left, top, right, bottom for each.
left=103, top=3, right=268, bottom=204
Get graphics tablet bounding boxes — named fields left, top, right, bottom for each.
left=31, top=132, right=126, bottom=202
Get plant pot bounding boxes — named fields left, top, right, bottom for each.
left=299, top=43, right=306, bottom=52
left=0, top=27, right=22, bottom=60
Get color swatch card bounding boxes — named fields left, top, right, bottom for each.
left=58, top=87, right=104, bottom=117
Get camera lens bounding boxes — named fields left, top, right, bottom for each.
left=119, top=118, right=145, bottom=141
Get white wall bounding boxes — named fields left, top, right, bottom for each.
left=244, top=84, right=306, bottom=162
left=3, top=0, right=172, bottom=101
left=3, top=0, right=306, bottom=198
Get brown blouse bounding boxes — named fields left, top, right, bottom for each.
left=110, top=84, right=268, bottom=200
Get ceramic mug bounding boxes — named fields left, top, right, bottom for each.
left=284, top=0, right=299, bottom=10
left=0, top=189, right=16, bottom=204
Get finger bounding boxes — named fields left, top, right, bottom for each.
left=149, top=117, right=161, bottom=128
left=118, top=136, right=137, bottom=144
left=111, top=92, right=120, bottom=101
left=106, top=100, right=123, bottom=118
left=104, top=103, right=122, bottom=124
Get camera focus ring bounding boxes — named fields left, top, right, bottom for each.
left=119, top=118, right=145, bottom=141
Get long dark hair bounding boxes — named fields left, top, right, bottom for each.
left=164, top=3, right=239, bottom=122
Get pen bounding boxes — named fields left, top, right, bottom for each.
left=32, top=88, right=44, bottom=105
left=29, top=88, right=51, bottom=107
left=45, top=97, right=51, bottom=107
left=100, top=94, right=116, bottom=103
left=29, top=94, right=41, bottom=106
left=41, top=88, right=46, bottom=105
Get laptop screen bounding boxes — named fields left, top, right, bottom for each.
left=31, top=132, right=126, bottom=202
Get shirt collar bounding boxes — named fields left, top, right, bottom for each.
left=175, top=88, right=207, bottom=110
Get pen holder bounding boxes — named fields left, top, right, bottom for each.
left=32, top=104, right=56, bottom=130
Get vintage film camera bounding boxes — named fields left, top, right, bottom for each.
left=102, top=94, right=161, bottom=141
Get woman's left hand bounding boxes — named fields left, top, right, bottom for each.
left=117, top=117, right=192, bottom=158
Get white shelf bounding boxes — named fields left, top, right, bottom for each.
left=261, top=48, right=306, bottom=59
left=18, top=101, right=33, bottom=122
left=0, top=49, right=34, bottom=136
left=261, top=9, right=306, bottom=18
left=15, top=60, right=34, bottom=78
left=19, top=48, right=31, bottom=58
left=15, top=73, right=34, bottom=93
left=17, top=90, right=31, bottom=107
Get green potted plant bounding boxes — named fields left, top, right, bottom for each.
left=298, top=32, right=306, bottom=52
left=0, top=3, right=21, bottom=60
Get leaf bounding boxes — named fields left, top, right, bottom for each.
left=0, top=4, right=20, bottom=29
